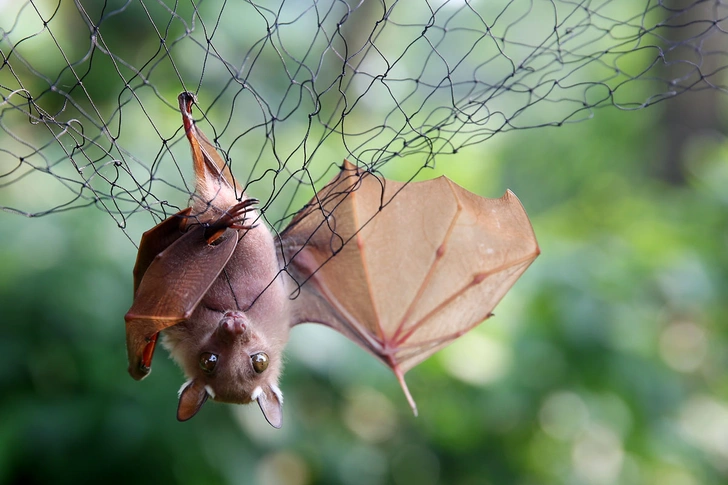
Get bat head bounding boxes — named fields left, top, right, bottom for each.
left=163, top=310, right=284, bottom=427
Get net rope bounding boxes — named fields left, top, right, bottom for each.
left=1, top=0, right=726, bottom=242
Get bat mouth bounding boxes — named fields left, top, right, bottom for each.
left=218, top=311, right=251, bottom=343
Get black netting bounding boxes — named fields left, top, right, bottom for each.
left=1, top=0, right=727, bottom=240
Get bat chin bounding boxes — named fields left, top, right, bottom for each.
left=205, top=389, right=252, bottom=405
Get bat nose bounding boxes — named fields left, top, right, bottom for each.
left=222, top=319, right=246, bottom=335
left=219, top=311, right=250, bottom=342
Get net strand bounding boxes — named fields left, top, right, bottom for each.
left=0, top=0, right=726, bottom=238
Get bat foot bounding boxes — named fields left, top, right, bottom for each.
left=204, top=198, right=259, bottom=243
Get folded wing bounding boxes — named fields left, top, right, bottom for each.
left=125, top=225, right=238, bottom=380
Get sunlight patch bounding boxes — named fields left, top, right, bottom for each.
left=439, top=332, right=511, bottom=385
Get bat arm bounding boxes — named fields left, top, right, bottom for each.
left=286, top=271, right=420, bottom=415
left=289, top=290, right=384, bottom=354
left=285, top=252, right=385, bottom=355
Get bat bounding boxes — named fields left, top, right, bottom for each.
left=124, top=92, right=540, bottom=427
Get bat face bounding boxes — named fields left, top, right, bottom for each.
left=160, top=193, right=290, bottom=426
left=163, top=308, right=285, bottom=426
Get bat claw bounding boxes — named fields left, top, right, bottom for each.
left=204, top=198, right=260, bottom=243
left=229, top=222, right=259, bottom=231
left=128, top=363, right=151, bottom=381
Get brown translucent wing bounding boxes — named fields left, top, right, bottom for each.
left=281, top=161, right=539, bottom=412
left=132, top=208, right=192, bottom=294
left=125, top=225, right=238, bottom=380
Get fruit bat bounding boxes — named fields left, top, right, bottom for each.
left=124, top=92, right=539, bottom=427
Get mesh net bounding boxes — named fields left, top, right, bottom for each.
left=1, top=0, right=726, bottom=241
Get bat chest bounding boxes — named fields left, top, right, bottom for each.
left=203, top=226, right=289, bottom=321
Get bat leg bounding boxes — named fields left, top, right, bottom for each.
left=204, top=198, right=259, bottom=243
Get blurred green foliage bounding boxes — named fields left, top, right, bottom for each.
left=1, top=1, right=728, bottom=485
left=3, top=97, right=727, bottom=485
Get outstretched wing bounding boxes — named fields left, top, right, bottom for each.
left=125, top=225, right=238, bottom=380
left=280, top=161, right=539, bottom=412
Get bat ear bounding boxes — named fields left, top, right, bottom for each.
left=177, top=379, right=209, bottom=421
left=254, top=384, right=283, bottom=429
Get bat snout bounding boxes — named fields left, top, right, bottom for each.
left=222, top=319, right=246, bottom=334
left=218, top=311, right=251, bottom=342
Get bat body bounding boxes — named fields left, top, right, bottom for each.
left=124, top=92, right=539, bottom=425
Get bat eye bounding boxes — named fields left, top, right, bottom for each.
left=251, top=352, right=269, bottom=373
left=199, top=352, right=218, bottom=374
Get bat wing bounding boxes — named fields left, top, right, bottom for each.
left=280, top=161, right=539, bottom=412
left=125, top=224, right=238, bottom=379
left=132, top=208, right=192, bottom=294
